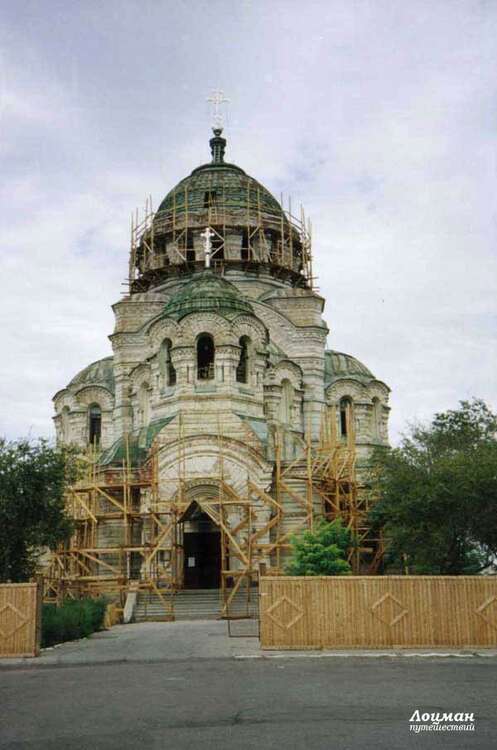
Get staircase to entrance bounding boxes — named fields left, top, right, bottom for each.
left=134, top=588, right=259, bottom=622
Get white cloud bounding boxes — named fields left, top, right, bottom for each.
left=0, top=0, right=496, bottom=444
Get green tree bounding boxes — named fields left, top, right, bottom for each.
left=369, top=399, right=497, bottom=574
left=0, top=439, right=77, bottom=582
left=286, top=519, right=352, bottom=576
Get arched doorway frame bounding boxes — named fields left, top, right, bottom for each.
left=174, top=479, right=253, bottom=615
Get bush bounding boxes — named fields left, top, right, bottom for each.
left=285, top=519, right=353, bottom=576
left=42, top=597, right=107, bottom=648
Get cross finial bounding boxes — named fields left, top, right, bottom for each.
left=200, top=227, right=215, bottom=268
left=207, top=89, right=229, bottom=131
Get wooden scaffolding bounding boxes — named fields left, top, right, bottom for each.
left=45, top=408, right=382, bottom=616
left=128, top=187, right=315, bottom=293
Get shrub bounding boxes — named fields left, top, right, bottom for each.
left=285, top=519, right=353, bottom=576
left=41, top=597, right=107, bottom=648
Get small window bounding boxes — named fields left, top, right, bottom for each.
left=241, top=229, right=250, bottom=261
left=211, top=232, right=224, bottom=260
left=186, top=230, right=195, bottom=262
left=279, top=379, right=294, bottom=423
left=88, top=404, right=102, bottom=446
left=139, top=383, right=150, bottom=426
left=204, top=190, right=217, bottom=208
left=197, top=334, right=215, bottom=380
left=339, top=397, right=352, bottom=438
left=236, top=336, right=250, bottom=383
left=161, top=339, right=176, bottom=387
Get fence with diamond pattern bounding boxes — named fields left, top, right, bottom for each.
left=259, top=576, right=497, bottom=649
left=0, top=582, right=42, bottom=657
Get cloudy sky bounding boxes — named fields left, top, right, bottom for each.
left=1, top=0, right=496, bottom=443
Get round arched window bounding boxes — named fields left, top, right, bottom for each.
left=197, top=334, right=215, bottom=380
left=88, top=404, right=102, bottom=446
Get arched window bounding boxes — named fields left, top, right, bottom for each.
left=236, top=336, right=250, bottom=383
left=88, top=404, right=102, bottom=446
left=279, top=379, right=294, bottom=423
left=197, top=334, right=215, bottom=380
left=160, top=338, right=176, bottom=387
left=186, top=230, right=195, bottom=263
left=339, top=397, right=353, bottom=439
left=139, top=383, right=150, bottom=426
left=241, top=229, right=250, bottom=261
left=372, top=397, right=382, bottom=440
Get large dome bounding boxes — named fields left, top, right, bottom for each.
left=157, top=162, right=282, bottom=217
left=130, top=128, right=311, bottom=293
left=157, top=128, right=282, bottom=216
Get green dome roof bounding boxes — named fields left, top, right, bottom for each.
left=156, top=129, right=283, bottom=217
left=324, top=350, right=375, bottom=385
left=163, top=272, right=254, bottom=321
left=157, top=164, right=282, bottom=217
left=68, top=356, right=115, bottom=393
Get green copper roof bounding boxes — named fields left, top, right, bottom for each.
left=69, top=356, right=115, bottom=393
left=163, top=271, right=254, bottom=321
left=156, top=129, right=283, bottom=217
left=157, top=165, right=283, bottom=216
left=324, top=350, right=375, bottom=385
left=99, top=416, right=174, bottom=467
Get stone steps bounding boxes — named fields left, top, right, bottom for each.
left=134, top=588, right=259, bottom=622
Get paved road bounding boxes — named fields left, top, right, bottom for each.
left=2, top=622, right=496, bottom=749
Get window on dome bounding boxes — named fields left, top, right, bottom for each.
left=211, top=231, right=224, bottom=261
left=88, top=404, right=102, bottom=446
left=340, top=397, right=353, bottom=439
left=241, top=229, right=250, bottom=260
left=204, top=190, right=217, bottom=208
left=197, top=334, right=215, bottom=380
left=186, top=230, right=195, bottom=263
left=236, top=336, right=250, bottom=383
left=269, top=232, right=280, bottom=262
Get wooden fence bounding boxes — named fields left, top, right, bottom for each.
left=0, top=582, right=42, bottom=657
left=259, top=576, right=497, bottom=649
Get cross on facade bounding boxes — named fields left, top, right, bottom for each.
left=200, top=227, right=215, bottom=268
left=207, top=89, right=230, bottom=130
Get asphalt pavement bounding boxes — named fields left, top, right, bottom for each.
left=1, top=621, right=496, bottom=749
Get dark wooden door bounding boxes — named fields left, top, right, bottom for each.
left=183, top=531, right=221, bottom=589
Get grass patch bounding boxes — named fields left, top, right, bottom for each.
left=42, top=598, right=107, bottom=648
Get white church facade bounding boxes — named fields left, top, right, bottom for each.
left=50, top=125, right=390, bottom=613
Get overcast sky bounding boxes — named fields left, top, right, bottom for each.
left=1, top=0, right=496, bottom=444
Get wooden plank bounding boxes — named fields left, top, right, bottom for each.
left=260, top=576, right=497, bottom=650
left=0, top=582, right=40, bottom=657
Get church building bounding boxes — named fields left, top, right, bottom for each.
left=51, top=123, right=390, bottom=618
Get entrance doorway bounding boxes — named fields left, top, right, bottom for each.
left=181, top=506, right=221, bottom=589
